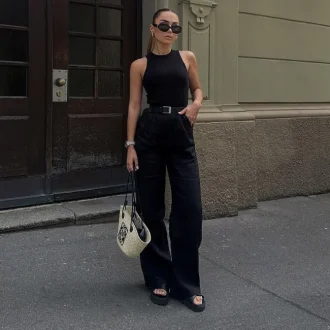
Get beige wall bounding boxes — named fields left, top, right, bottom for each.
left=239, top=0, right=330, bottom=25
left=143, top=0, right=330, bottom=219
left=238, top=0, right=330, bottom=102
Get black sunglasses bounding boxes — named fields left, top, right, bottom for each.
left=152, top=23, right=182, bottom=34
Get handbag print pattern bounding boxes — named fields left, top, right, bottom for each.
left=118, top=222, right=128, bottom=246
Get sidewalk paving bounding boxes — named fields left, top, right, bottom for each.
left=1, top=194, right=330, bottom=329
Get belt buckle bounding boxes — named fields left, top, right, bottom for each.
left=163, top=106, right=172, bottom=114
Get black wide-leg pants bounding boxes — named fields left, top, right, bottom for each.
left=135, top=110, right=203, bottom=299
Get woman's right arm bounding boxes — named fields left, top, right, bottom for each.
left=126, top=59, right=143, bottom=172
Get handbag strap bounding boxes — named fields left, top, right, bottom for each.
left=132, top=169, right=143, bottom=219
left=123, top=168, right=143, bottom=231
left=123, top=171, right=133, bottom=208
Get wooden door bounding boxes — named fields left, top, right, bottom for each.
left=0, top=0, right=47, bottom=208
left=51, top=0, right=140, bottom=200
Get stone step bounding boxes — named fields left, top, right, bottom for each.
left=0, top=194, right=129, bottom=233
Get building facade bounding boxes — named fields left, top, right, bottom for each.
left=1, top=0, right=330, bottom=217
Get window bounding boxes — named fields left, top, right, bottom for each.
left=0, top=0, right=29, bottom=97
left=69, top=1, right=123, bottom=97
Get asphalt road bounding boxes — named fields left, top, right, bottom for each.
left=1, top=195, right=330, bottom=330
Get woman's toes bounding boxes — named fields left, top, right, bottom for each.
left=193, top=296, right=203, bottom=305
left=154, top=289, right=167, bottom=296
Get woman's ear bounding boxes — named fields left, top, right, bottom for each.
left=150, top=25, right=155, bottom=37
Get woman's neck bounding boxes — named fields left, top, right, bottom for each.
left=152, top=42, right=172, bottom=55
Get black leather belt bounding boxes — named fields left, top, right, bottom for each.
left=146, top=106, right=185, bottom=114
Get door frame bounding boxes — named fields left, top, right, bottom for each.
left=45, top=0, right=143, bottom=203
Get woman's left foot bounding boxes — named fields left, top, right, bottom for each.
left=182, top=295, right=205, bottom=312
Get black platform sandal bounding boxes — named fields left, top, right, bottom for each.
left=150, top=288, right=169, bottom=306
left=182, top=295, right=205, bottom=312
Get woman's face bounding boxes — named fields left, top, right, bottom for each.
left=151, top=11, right=180, bottom=46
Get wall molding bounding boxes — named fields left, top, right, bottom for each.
left=197, top=106, right=255, bottom=122
left=242, top=103, right=330, bottom=119
left=196, top=104, right=330, bottom=122
left=179, top=0, right=217, bottom=24
left=240, top=103, right=330, bottom=111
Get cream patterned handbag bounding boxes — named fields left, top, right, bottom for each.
left=117, top=171, right=151, bottom=258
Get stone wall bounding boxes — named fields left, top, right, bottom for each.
left=194, top=109, right=330, bottom=219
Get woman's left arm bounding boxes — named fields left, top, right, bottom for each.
left=179, top=51, right=203, bottom=125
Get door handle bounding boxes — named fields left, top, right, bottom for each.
left=55, top=78, right=66, bottom=87
left=53, top=70, right=68, bottom=102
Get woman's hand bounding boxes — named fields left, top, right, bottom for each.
left=178, top=101, right=202, bottom=126
left=126, top=146, right=139, bottom=172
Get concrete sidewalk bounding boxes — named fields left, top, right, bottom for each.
left=1, top=192, right=330, bottom=234
left=1, top=194, right=330, bottom=329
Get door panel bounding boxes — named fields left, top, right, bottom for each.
left=0, top=0, right=46, bottom=200
left=51, top=0, right=139, bottom=195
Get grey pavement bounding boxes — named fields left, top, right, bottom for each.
left=1, top=194, right=330, bottom=329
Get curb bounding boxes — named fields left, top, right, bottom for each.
left=0, top=195, right=126, bottom=234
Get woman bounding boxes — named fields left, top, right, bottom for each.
left=126, top=8, right=205, bottom=312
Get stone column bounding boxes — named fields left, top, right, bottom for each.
left=179, top=0, right=218, bottom=107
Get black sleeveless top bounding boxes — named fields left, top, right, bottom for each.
left=142, top=50, right=189, bottom=107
